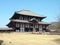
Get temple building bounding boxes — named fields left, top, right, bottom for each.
left=7, top=10, right=50, bottom=32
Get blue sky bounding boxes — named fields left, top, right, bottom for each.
left=0, top=0, right=60, bottom=28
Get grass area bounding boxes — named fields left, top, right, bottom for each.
left=0, top=32, right=60, bottom=45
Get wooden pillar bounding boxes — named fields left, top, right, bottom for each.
left=20, top=23, right=24, bottom=32
left=45, top=25, right=47, bottom=32
left=39, top=25, right=42, bottom=34
left=20, top=23, right=22, bottom=32
left=32, top=24, right=35, bottom=33
left=42, top=25, right=46, bottom=32
left=29, top=24, right=31, bottom=32
left=28, top=24, right=31, bottom=32
left=16, top=23, right=20, bottom=32
left=22, top=23, right=24, bottom=32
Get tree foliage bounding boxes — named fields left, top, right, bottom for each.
left=57, top=15, right=60, bottom=29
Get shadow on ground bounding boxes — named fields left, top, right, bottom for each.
left=0, top=40, right=3, bottom=45
left=53, top=38, right=60, bottom=44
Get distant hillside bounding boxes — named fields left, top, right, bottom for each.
left=48, top=22, right=60, bottom=30
left=48, top=21, right=60, bottom=32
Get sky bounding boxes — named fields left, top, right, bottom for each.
left=0, top=0, right=60, bottom=28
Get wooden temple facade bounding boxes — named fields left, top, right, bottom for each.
left=7, top=10, right=50, bottom=32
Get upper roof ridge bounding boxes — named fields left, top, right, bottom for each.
left=15, top=9, right=46, bottom=18
left=17, top=9, right=31, bottom=12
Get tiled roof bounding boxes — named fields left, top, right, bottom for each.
left=11, top=19, right=50, bottom=25
left=16, top=9, right=46, bottom=18
left=11, top=19, right=29, bottom=23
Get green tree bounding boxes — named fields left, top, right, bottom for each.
left=57, top=15, right=60, bottom=29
